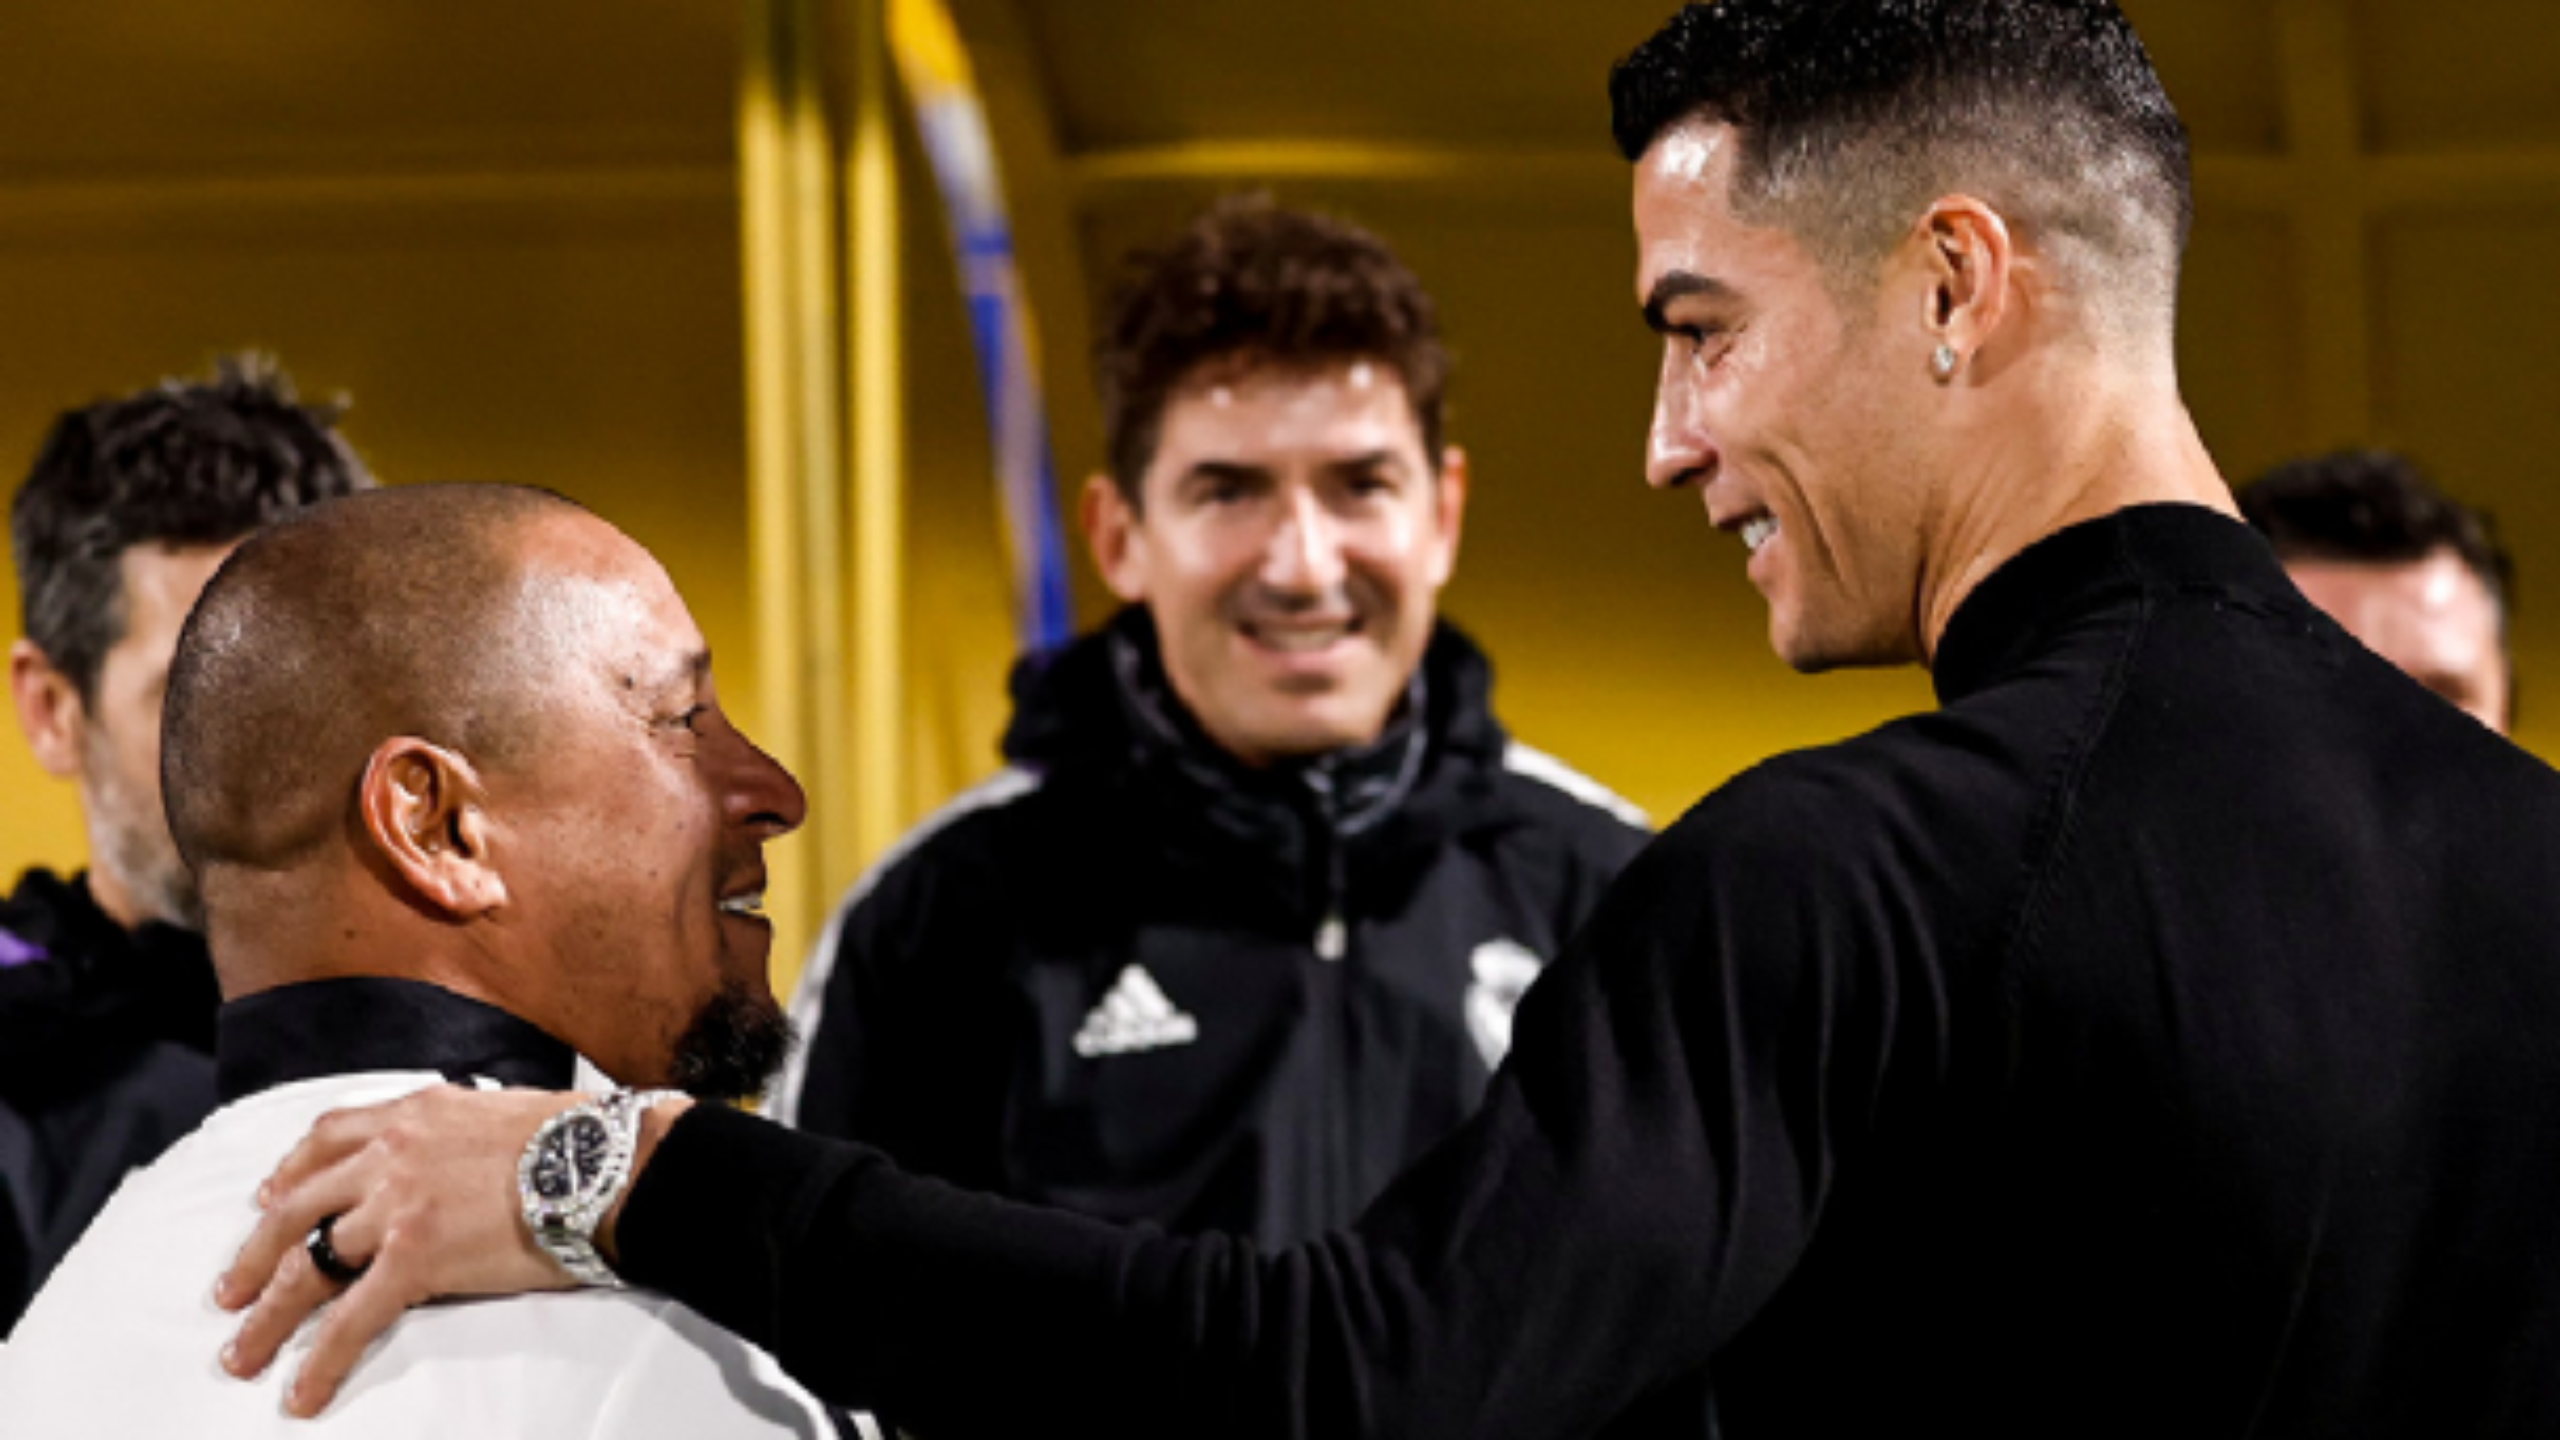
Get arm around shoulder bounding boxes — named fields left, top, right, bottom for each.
left=611, top=773, right=1947, bottom=1438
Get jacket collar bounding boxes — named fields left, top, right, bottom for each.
left=996, top=609, right=1515, bottom=899
left=1932, top=504, right=2293, bottom=707
left=0, top=868, right=220, bottom=1078
left=1100, top=610, right=1430, bottom=838
left=1000, top=607, right=1509, bottom=830
left=216, top=977, right=578, bottom=1103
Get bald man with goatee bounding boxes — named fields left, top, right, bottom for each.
left=0, top=484, right=867, bottom=1438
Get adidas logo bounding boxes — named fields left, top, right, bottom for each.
left=1073, top=965, right=1200, bottom=1058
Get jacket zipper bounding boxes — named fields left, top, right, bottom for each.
left=1304, top=761, right=1358, bottom=1226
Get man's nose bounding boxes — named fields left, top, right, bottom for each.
left=729, top=733, right=809, bottom=839
left=1646, top=356, right=1715, bottom=491
left=1263, top=488, right=1348, bottom=591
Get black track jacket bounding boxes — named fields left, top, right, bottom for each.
left=625, top=507, right=2560, bottom=1438
left=773, top=609, right=1650, bottom=1248
left=0, top=869, right=217, bottom=1335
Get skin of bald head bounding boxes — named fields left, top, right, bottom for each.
left=165, top=486, right=570, bottom=884
left=161, top=484, right=808, bottom=1094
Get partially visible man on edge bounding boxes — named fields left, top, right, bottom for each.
left=0, top=484, right=861, bottom=1437
left=773, top=196, right=1649, bottom=1256
left=2238, top=449, right=2514, bottom=733
left=0, top=357, right=371, bottom=1333
left=211, top=3, right=2560, bottom=1437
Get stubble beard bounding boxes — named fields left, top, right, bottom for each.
left=82, top=734, right=204, bottom=931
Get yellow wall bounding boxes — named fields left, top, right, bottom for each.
left=9, top=3, right=2559, bottom=973
left=1003, top=0, right=2560, bottom=824
left=0, top=162, right=1021, bottom=1009
left=0, top=198, right=754, bottom=881
left=0, top=0, right=780, bottom=906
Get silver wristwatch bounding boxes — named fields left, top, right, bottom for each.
left=517, top=1088, right=679, bottom=1287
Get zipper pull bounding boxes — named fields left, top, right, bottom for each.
left=1315, top=912, right=1347, bottom=962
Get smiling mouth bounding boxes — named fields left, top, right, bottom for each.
left=1740, top=515, right=1780, bottom=555
left=1243, top=617, right=1363, bottom=653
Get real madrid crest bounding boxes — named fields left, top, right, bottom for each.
left=1464, top=938, right=1546, bottom=1069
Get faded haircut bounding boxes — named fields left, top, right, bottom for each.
left=1609, top=0, right=2193, bottom=341
left=161, top=484, right=586, bottom=874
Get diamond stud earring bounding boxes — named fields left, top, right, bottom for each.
left=1930, top=343, right=1961, bottom=382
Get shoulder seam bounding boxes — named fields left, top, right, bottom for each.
left=1992, top=577, right=2156, bottom=1017
left=1500, top=740, right=1651, bottom=830
left=770, top=764, right=1045, bottom=1125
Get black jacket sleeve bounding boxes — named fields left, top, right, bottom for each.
left=619, top=763, right=1954, bottom=1439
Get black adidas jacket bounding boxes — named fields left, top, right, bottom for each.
left=0, top=868, right=219, bottom=1336
left=773, top=609, right=1649, bottom=1248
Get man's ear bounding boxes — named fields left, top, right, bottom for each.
left=356, top=738, right=506, bottom=919
left=1428, top=445, right=1471, bottom=588
left=1914, top=195, right=2016, bottom=368
left=1080, top=472, right=1149, bottom=604
left=10, top=639, right=87, bottom=779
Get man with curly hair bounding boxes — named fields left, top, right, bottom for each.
left=1, top=357, right=372, bottom=1333
left=774, top=196, right=1648, bottom=1251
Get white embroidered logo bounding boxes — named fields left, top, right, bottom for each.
left=1464, top=938, right=1546, bottom=1069
left=1073, top=965, right=1201, bottom=1058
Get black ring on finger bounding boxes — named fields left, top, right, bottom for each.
left=305, top=1214, right=369, bottom=1286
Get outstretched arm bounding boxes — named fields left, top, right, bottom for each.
left=221, top=791, right=1939, bottom=1435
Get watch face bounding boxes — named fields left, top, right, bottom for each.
left=532, top=1113, right=615, bottom=1202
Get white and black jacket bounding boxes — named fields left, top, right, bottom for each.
left=772, top=609, right=1648, bottom=1248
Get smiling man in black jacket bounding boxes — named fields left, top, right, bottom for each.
left=217, top=2, right=2560, bottom=1436
left=771, top=196, right=1647, bottom=1249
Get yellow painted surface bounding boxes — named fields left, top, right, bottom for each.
left=740, top=0, right=822, bottom=978
left=847, top=0, right=908, bottom=880
left=0, top=212, right=756, bottom=887
left=8, top=1, right=2560, bottom=1017
left=0, top=156, right=1020, bottom=1009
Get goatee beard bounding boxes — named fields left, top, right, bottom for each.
left=666, top=981, right=796, bottom=1103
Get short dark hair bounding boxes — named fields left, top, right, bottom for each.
left=2238, top=450, right=2514, bottom=625
left=1609, top=0, right=2192, bottom=332
left=10, top=355, right=374, bottom=701
left=1095, top=195, right=1449, bottom=504
left=163, top=484, right=584, bottom=874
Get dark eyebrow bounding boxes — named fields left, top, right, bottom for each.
left=1183, top=461, right=1273, bottom=489
left=1642, top=272, right=1735, bottom=334
left=1327, top=450, right=1404, bottom=475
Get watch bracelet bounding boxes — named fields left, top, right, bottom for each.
left=518, top=1087, right=682, bottom=1284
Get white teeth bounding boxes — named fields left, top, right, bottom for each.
left=1740, top=516, right=1780, bottom=554
left=1255, top=625, right=1350, bottom=653
left=719, top=892, right=765, bottom=918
